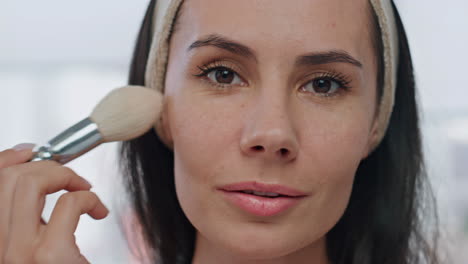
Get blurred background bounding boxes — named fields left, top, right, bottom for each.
left=0, top=0, right=467, bottom=263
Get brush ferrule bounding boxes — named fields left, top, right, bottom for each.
left=30, top=117, right=104, bottom=164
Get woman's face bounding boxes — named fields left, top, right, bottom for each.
left=162, top=0, right=379, bottom=261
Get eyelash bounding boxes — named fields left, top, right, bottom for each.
left=192, top=61, right=352, bottom=97
left=305, top=71, right=353, bottom=96
left=193, top=61, right=245, bottom=90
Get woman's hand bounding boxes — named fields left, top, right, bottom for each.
left=0, top=144, right=109, bottom=264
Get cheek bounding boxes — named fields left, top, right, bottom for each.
left=298, top=103, right=371, bottom=193
left=168, top=91, right=243, bottom=207
left=302, top=113, right=370, bottom=173
left=286, top=107, right=371, bottom=241
left=170, top=94, right=241, bottom=171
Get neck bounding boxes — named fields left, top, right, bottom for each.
left=191, top=232, right=330, bottom=264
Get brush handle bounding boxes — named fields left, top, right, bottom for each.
left=30, top=117, right=104, bottom=164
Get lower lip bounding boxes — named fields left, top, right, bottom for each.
left=220, top=190, right=305, bottom=217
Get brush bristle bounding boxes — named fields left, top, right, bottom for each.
left=89, top=86, right=163, bottom=142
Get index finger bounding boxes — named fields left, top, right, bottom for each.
left=0, top=144, right=36, bottom=169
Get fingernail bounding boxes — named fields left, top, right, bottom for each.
left=84, top=178, right=93, bottom=188
left=12, top=143, right=36, bottom=152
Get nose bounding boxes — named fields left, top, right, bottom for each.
left=240, top=98, right=299, bottom=163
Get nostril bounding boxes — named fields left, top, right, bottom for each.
left=252, top=145, right=264, bottom=152
left=279, top=148, right=289, bottom=156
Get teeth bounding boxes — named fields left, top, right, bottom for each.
left=242, top=190, right=280, bottom=197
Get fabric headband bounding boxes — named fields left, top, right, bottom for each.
left=144, top=0, right=399, bottom=153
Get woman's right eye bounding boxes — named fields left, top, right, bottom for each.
left=195, top=66, right=245, bottom=88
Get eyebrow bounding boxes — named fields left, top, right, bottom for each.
left=187, top=33, right=363, bottom=68
left=295, top=50, right=363, bottom=68
left=188, top=34, right=257, bottom=61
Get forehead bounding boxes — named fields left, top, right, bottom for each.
left=176, top=0, right=373, bottom=63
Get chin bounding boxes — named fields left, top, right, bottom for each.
left=217, top=241, right=288, bottom=260
left=203, top=224, right=315, bottom=260
left=226, top=239, right=309, bottom=260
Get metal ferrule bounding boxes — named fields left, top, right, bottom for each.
left=30, top=117, right=104, bottom=164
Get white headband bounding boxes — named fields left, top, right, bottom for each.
left=144, top=0, right=399, bottom=153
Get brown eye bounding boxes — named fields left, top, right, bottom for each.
left=206, top=67, right=243, bottom=85
left=215, top=68, right=234, bottom=83
left=302, top=78, right=340, bottom=95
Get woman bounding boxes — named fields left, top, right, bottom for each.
left=121, top=0, right=440, bottom=263
left=0, top=0, right=440, bottom=263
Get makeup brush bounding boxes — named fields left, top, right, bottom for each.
left=29, top=85, right=163, bottom=164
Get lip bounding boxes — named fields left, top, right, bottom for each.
left=217, top=181, right=308, bottom=217
left=218, top=181, right=308, bottom=197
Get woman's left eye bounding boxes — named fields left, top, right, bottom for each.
left=301, top=78, right=342, bottom=96
left=204, top=67, right=244, bottom=86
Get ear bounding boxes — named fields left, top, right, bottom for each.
left=154, top=97, right=174, bottom=149
left=361, top=118, right=380, bottom=160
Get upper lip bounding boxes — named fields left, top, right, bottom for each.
left=218, top=181, right=308, bottom=197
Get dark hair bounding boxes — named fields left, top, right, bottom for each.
left=119, top=1, right=440, bottom=263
